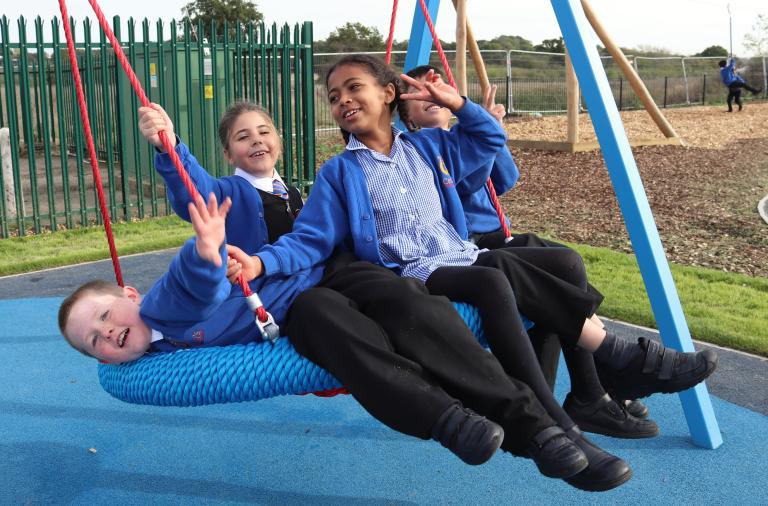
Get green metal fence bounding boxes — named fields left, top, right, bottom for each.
left=0, top=16, right=315, bottom=237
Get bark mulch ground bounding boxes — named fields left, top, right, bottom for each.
left=503, top=101, right=768, bottom=278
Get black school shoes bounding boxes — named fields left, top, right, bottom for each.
left=562, top=426, right=633, bottom=492
left=600, top=338, right=718, bottom=401
left=526, top=425, right=589, bottom=478
left=564, top=393, right=659, bottom=439
left=431, top=404, right=504, bottom=465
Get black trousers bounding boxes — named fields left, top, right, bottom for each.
left=284, top=254, right=554, bottom=455
left=427, top=261, right=582, bottom=431
left=727, top=85, right=743, bottom=111
left=471, top=232, right=610, bottom=400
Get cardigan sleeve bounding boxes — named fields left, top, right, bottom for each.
left=154, top=141, right=226, bottom=221
left=141, top=239, right=230, bottom=325
left=257, top=162, right=350, bottom=277
left=426, top=99, right=507, bottom=189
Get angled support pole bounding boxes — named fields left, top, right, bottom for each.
left=551, top=0, right=722, bottom=449
left=403, top=0, right=442, bottom=73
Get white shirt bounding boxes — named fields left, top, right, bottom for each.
left=234, top=168, right=287, bottom=193
left=150, top=329, right=164, bottom=343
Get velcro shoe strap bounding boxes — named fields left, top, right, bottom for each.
left=532, top=425, right=565, bottom=448
left=642, top=339, right=661, bottom=374
left=658, top=347, right=677, bottom=380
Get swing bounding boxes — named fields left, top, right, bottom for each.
left=61, top=0, right=508, bottom=406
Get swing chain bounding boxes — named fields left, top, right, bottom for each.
left=246, top=293, right=281, bottom=343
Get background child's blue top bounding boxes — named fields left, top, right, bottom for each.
left=456, top=147, right=519, bottom=235
left=256, top=99, right=506, bottom=277
left=720, top=58, right=744, bottom=86
left=141, top=239, right=317, bottom=351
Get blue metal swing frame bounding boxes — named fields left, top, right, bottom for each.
left=401, top=0, right=721, bottom=449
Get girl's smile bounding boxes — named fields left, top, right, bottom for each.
left=327, top=64, right=396, bottom=144
left=224, top=111, right=281, bottom=178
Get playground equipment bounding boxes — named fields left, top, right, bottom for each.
left=402, top=0, right=719, bottom=449
left=506, top=0, right=683, bottom=153
left=61, top=0, right=720, bottom=451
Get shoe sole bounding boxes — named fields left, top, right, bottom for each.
left=565, top=467, right=633, bottom=492
left=574, top=419, right=659, bottom=439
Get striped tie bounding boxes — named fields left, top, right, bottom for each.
left=272, top=179, right=289, bottom=200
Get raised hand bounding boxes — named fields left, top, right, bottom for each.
left=483, top=84, right=506, bottom=124
left=400, top=69, right=465, bottom=113
left=188, top=193, right=232, bottom=267
left=226, top=244, right=263, bottom=282
left=138, top=103, right=177, bottom=151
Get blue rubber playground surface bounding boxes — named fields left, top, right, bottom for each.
left=1, top=256, right=767, bottom=505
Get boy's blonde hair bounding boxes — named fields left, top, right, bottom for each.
left=58, top=280, right=123, bottom=357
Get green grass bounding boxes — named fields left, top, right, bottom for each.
left=0, top=216, right=192, bottom=276
left=0, top=219, right=765, bottom=356
left=568, top=242, right=768, bottom=357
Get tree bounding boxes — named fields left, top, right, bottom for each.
left=533, top=37, right=564, bottom=53
left=478, top=35, right=533, bottom=52
left=181, top=0, right=263, bottom=40
left=744, top=13, right=768, bottom=56
left=695, top=45, right=728, bottom=57
left=315, top=23, right=385, bottom=53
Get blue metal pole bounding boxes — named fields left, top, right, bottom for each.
left=399, top=0, right=442, bottom=130
left=550, top=0, right=722, bottom=449
left=403, top=0, right=442, bottom=73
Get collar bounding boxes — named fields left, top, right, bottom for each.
left=234, top=168, right=286, bottom=194
left=346, top=126, right=404, bottom=154
left=150, top=329, right=164, bottom=343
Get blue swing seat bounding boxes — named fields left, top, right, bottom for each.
left=98, top=302, right=528, bottom=407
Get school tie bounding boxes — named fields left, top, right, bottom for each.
left=271, top=179, right=289, bottom=200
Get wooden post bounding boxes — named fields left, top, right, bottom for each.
left=565, top=51, right=580, bottom=144
left=452, top=0, right=490, bottom=96
left=0, top=127, right=20, bottom=218
left=455, top=0, right=468, bottom=95
left=580, top=0, right=679, bottom=139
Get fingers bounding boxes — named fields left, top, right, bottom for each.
left=399, top=73, right=424, bottom=89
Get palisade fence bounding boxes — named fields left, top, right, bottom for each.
left=314, top=50, right=768, bottom=134
left=1, top=14, right=766, bottom=239
left=0, top=16, right=314, bottom=237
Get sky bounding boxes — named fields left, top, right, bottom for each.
left=2, top=0, right=766, bottom=56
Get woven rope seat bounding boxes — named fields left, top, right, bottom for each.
left=98, top=302, right=499, bottom=407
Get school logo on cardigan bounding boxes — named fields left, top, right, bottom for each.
left=191, top=329, right=205, bottom=344
left=438, top=156, right=454, bottom=187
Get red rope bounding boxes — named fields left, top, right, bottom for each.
left=58, top=0, right=123, bottom=286
left=415, top=0, right=510, bottom=240
left=80, top=0, right=267, bottom=321
left=416, top=0, right=456, bottom=89
left=384, top=0, right=398, bottom=65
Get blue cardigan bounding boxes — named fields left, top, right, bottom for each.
left=142, top=239, right=317, bottom=350
left=152, top=143, right=323, bottom=333
left=456, top=146, right=519, bottom=235
left=720, top=59, right=744, bottom=86
left=156, top=142, right=271, bottom=256
left=257, top=99, right=506, bottom=277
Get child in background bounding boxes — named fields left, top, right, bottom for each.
left=718, top=58, right=762, bottom=112
left=398, top=64, right=654, bottom=435
left=139, top=101, right=587, bottom=473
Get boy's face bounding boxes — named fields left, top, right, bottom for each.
left=405, top=75, right=453, bottom=130
left=224, top=111, right=281, bottom=179
left=65, top=286, right=152, bottom=364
